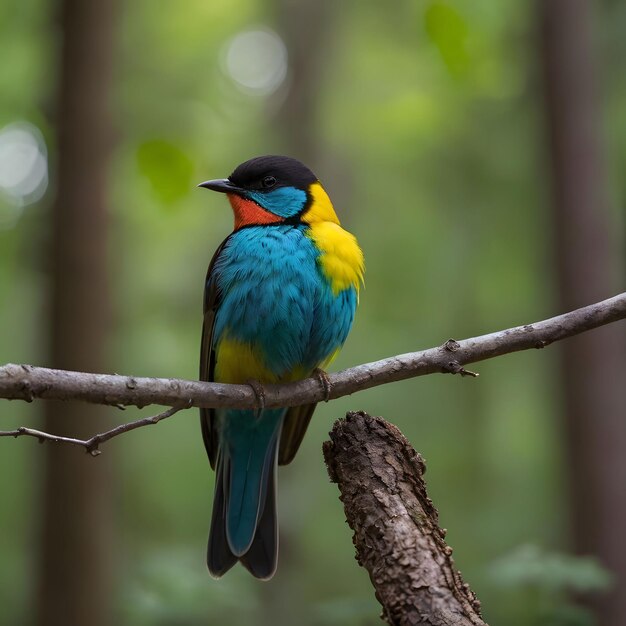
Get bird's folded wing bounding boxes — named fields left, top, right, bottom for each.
left=200, top=237, right=230, bottom=469
left=278, top=403, right=317, bottom=465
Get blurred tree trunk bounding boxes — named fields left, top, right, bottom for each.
left=36, top=1, right=118, bottom=626
left=271, top=0, right=334, bottom=167
left=258, top=1, right=336, bottom=624
left=538, top=1, right=626, bottom=624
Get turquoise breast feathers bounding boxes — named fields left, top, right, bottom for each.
left=212, top=224, right=357, bottom=379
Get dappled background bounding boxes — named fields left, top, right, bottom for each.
left=1, top=0, right=625, bottom=625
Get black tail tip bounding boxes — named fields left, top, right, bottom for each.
left=207, top=544, right=237, bottom=579
left=207, top=549, right=277, bottom=580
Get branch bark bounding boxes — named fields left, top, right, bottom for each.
left=323, top=411, right=486, bottom=626
left=0, top=292, right=624, bottom=414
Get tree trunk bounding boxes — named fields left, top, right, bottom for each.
left=323, top=412, right=486, bottom=626
left=538, top=1, right=626, bottom=623
left=271, top=0, right=334, bottom=167
left=36, top=1, right=118, bottom=625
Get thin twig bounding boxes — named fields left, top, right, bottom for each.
left=0, top=404, right=188, bottom=456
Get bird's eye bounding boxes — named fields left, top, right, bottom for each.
left=262, top=176, right=277, bottom=189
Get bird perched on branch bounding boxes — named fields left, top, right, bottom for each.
left=198, top=155, right=364, bottom=579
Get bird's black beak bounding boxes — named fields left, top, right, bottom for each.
left=198, top=178, right=243, bottom=194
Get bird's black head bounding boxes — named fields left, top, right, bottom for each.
left=229, top=155, right=317, bottom=192
left=199, top=155, right=319, bottom=221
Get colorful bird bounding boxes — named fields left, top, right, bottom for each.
left=198, top=155, right=364, bottom=579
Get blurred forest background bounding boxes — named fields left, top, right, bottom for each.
left=1, top=0, right=625, bottom=625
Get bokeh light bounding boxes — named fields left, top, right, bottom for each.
left=222, top=28, right=288, bottom=95
left=0, top=121, right=48, bottom=227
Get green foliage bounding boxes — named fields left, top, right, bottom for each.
left=491, top=544, right=613, bottom=593
left=424, top=2, right=470, bottom=77
left=488, top=545, right=613, bottom=626
left=136, top=140, right=194, bottom=206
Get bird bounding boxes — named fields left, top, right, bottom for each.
left=198, top=155, right=364, bottom=579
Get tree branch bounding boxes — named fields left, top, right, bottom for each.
left=0, top=405, right=188, bottom=455
left=0, top=292, right=625, bottom=454
left=1, top=292, right=624, bottom=411
left=323, top=411, right=487, bottom=626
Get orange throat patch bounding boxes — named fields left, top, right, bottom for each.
left=227, top=194, right=283, bottom=230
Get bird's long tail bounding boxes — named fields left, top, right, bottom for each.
left=207, top=408, right=284, bottom=580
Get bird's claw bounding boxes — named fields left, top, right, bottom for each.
left=313, top=368, right=332, bottom=402
left=246, top=379, right=266, bottom=413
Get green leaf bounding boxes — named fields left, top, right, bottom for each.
left=136, top=139, right=194, bottom=206
left=489, top=544, right=614, bottom=593
left=424, top=2, right=469, bottom=77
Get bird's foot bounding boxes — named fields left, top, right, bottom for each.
left=246, top=379, right=266, bottom=414
left=313, top=368, right=332, bottom=402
